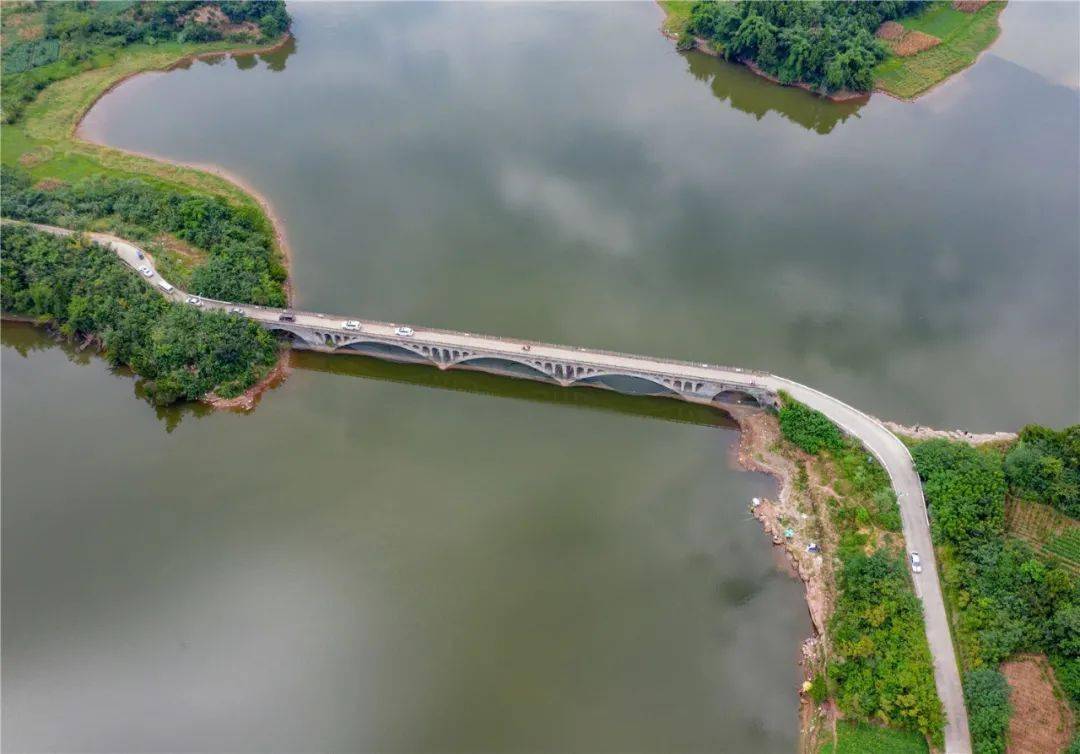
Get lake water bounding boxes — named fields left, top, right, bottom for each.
left=4, top=2, right=1078, bottom=751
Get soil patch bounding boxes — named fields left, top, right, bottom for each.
left=876, top=21, right=906, bottom=41
left=953, top=0, right=990, bottom=12
left=890, top=30, right=942, bottom=57
left=179, top=5, right=260, bottom=38
left=18, top=145, right=53, bottom=168
left=153, top=232, right=208, bottom=266
left=1001, top=654, right=1074, bottom=754
left=32, top=178, right=66, bottom=191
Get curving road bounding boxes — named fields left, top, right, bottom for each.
left=6, top=221, right=971, bottom=753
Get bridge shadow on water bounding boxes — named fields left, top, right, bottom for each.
left=291, top=350, right=742, bottom=430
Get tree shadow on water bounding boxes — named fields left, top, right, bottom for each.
left=684, top=50, right=865, bottom=135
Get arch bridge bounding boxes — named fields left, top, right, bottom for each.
left=267, top=320, right=777, bottom=410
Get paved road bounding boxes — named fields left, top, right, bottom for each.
left=7, top=221, right=971, bottom=753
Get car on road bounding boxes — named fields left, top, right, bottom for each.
left=343, top=320, right=362, bottom=331
left=278, top=312, right=296, bottom=323
left=157, top=280, right=175, bottom=293
left=186, top=296, right=202, bottom=307
left=910, top=552, right=922, bottom=574
left=136, top=250, right=144, bottom=260
left=228, top=306, right=245, bottom=315
left=395, top=326, right=414, bottom=337
left=138, top=265, right=153, bottom=277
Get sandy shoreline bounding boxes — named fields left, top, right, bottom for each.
left=725, top=404, right=836, bottom=753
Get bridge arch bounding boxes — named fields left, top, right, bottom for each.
left=267, top=326, right=318, bottom=347
left=574, top=372, right=678, bottom=397
left=456, top=356, right=555, bottom=382
left=340, top=340, right=428, bottom=363
left=711, top=388, right=762, bottom=407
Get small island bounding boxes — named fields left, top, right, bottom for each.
left=659, top=0, right=1006, bottom=100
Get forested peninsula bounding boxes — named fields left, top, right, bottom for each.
left=660, top=0, right=1005, bottom=100
left=1, top=0, right=291, bottom=406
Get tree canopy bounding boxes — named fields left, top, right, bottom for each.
left=828, top=550, right=944, bottom=742
left=2, top=168, right=286, bottom=307
left=687, top=1, right=921, bottom=93
left=2, top=225, right=279, bottom=405
left=1005, top=424, right=1080, bottom=517
left=912, top=434, right=1080, bottom=720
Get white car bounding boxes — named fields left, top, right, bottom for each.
left=138, top=265, right=153, bottom=278
left=343, top=320, right=362, bottom=331
left=228, top=306, right=245, bottom=315
left=186, top=296, right=202, bottom=307
left=909, top=552, right=922, bottom=574
left=395, top=326, right=415, bottom=337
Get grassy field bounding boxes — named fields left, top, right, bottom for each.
left=656, top=1, right=694, bottom=36
left=1006, top=497, right=1080, bottom=575
left=2, top=39, right=274, bottom=205
left=875, top=2, right=1006, bottom=99
left=819, top=721, right=930, bottom=754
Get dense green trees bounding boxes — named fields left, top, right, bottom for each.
left=687, top=1, right=921, bottom=92
left=1, top=225, right=278, bottom=405
left=1, top=1, right=290, bottom=123
left=828, top=550, right=944, bottom=742
left=778, top=391, right=844, bottom=454
left=1005, top=424, right=1080, bottom=517
left=911, top=440, right=1006, bottom=548
left=911, top=433, right=1080, bottom=716
left=1, top=168, right=286, bottom=307
left=963, top=668, right=1010, bottom=754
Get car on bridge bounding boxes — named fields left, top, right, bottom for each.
left=278, top=312, right=296, bottom=323
left=186, top=296, right=202, bottom=307
left=228, top=306, right=245, bottom=315
left=343, top=320, right=362, bottom=331
left=396, top=326, right=415, bottom=337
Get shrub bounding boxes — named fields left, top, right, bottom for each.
left=963, top=668, right=1010, bottom=754
left=911, top=439, right=1005, bottom=548
left=828, top=550, right=944, bottom=744
left=778, top=392, right=845, bottom=455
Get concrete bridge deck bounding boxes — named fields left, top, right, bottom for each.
left=6, top=221, right=971, bottom=753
